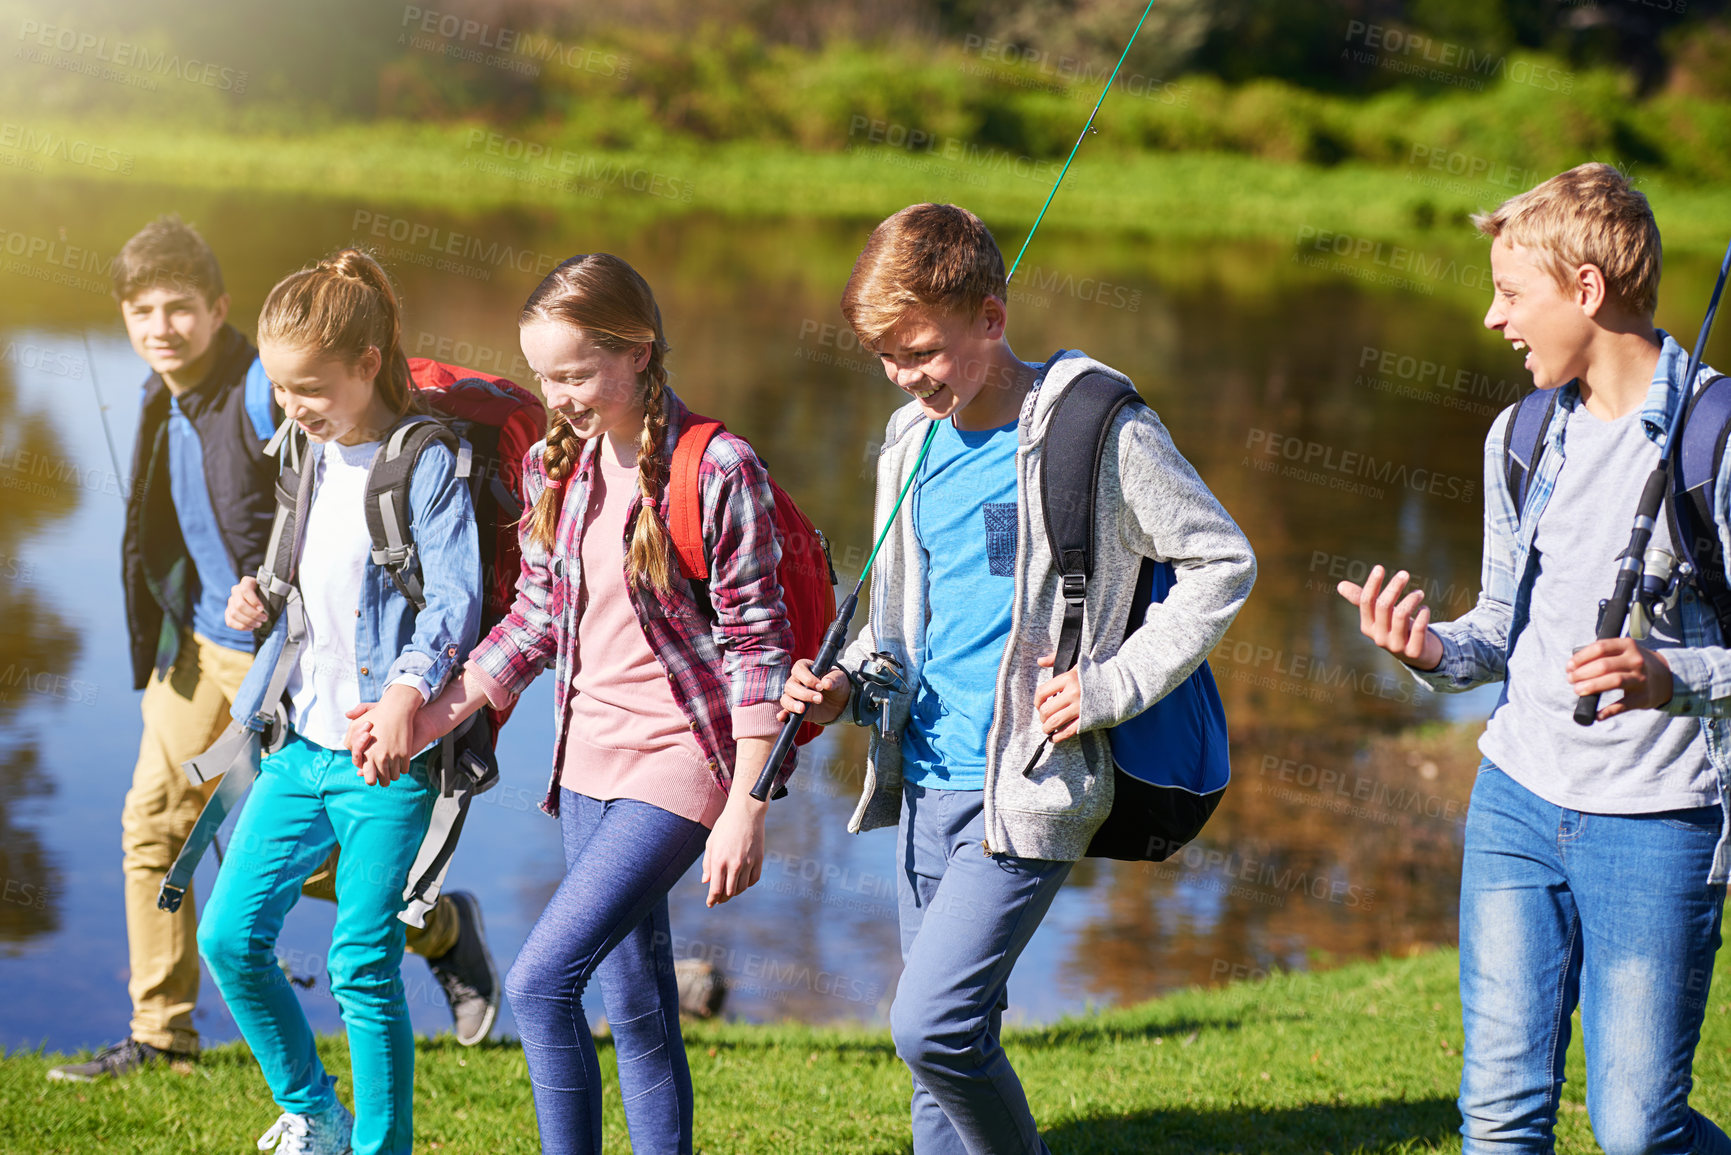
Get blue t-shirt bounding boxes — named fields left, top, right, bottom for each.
left=164, top=367, right=274, bottom=653
left=900, top=416, right=1020, bottom=790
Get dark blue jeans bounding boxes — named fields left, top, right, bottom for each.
left=1460, top=762, right=1731, bottom=1154
left=505, top=788, right=708, bottom=1155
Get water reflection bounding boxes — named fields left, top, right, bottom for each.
left=0, top=356, right=79, bottom=950
left=1, top=175, right=1727, bottom=1048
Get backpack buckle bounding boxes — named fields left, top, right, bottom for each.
left=372, top=542, right=417, bottom=569
left=1061, top=572, right=1087, bottom=603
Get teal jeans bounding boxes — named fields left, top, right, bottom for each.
left=199, top=731, right=436, bottom=1155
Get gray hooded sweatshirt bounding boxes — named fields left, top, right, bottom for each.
left=838, top=350, right=1257, bottom=861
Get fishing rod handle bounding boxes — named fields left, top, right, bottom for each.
left=1574, top=559, right=1643, bottom=725
left=748, top=595, right=860, bottom=801
left=1577, top=466, right=1672, bottom=725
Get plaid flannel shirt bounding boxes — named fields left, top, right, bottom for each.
left=469, top=391, right=795, bottom=817
left=1410, top=331, right=1731, bottom=879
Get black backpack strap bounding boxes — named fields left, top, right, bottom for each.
left=1043, top=371, right=1145, bottom=677
left=364, top=416, right=471, bottom=613
left=400, top=710, right=498, bottom=927
left=1672, top=373, right=1731, bottom=638
left=1502, top=387, right=1559, bottom=521
left=254, top=417, right=314, bottom=639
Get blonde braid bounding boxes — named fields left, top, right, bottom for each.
left=626, top=375, right=675, bottom=594
left=526, top=416, right=581, bottom=553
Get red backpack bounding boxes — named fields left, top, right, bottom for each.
left=402, top=358, right=547, bottom=635
left=668, top=413, right=837, bottom=746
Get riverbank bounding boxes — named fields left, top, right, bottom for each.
left=8, top=942, right=1727, bottom=1153
left=10, top=119, right=1731, bottom=262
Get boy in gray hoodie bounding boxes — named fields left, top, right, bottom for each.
left=780, top=203, right=1256, bottom=1153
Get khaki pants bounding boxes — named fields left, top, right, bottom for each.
left=120, top=631, right=460, bottom=1054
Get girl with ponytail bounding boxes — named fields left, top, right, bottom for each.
left=198, top=249, right=481, bottom=1155
left=405, top=252, right=795, bottom=1153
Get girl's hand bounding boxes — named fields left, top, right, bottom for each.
left=1338, top=565, right=1443, bottom=671
left=226, top=575, right=269, bottom=632
left=705, top=735, right=774, bottom=907
left=344, top=702, right=378, bottom=769
left=1035, top=655, right=1082, bottom=742
left=357, top=684, right=424, bottom=786
left=778, top=659, right=850, bottom=726
left=702, top=796, right=767, bottom=908
left=345, top=700, right=449, bottom=768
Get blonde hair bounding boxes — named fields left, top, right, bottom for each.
left=257, top=248, right=419, bottom=417
left=521, top=253, right=675, bottom=594
left=840, top=203, right=1008, bottom=349
left=1473, top=163, right=1661, bottom=317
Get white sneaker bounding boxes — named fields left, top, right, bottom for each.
left=256, top=1101, right=355, bottom=1154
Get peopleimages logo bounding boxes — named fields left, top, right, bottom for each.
left=16, top=20, right=249, bottom=92
left=0, top=122, right=132, bottom=173
left=1245, top=427, right=1476, bottom=504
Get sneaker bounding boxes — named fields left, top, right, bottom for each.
left=256, top=1101, right=354, bottom=1154
left=426, top=890, right=499, bottom=1046
left=46, top=1037, right=178, bottom=1082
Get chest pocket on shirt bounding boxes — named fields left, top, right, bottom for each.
left=983, top=502, right=1017, bottom=577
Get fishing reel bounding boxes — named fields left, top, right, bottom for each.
left=850, top=651, right=909, bottom=740
left=1629, top=546, right=1683, bottom=641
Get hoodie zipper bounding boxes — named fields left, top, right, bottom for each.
left=981, top=368, right=1054, bottom=859
left=982, top=437, right=1036, bottom=859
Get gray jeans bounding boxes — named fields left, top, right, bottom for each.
left=891, top=783, right=1072, bottom=1155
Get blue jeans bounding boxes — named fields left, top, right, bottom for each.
left=199, top=732, right=436, bottom=1155
left=1459, top=762, right=1731, bottom=1154
left=890, top=783, right=1072, bottom=1155
left=505, top=788, right=709, bottom=1155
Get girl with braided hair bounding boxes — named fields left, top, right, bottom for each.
left=408, top=252, right=795, bottom=1154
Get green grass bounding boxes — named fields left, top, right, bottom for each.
left=8, top=945, right=1731, bottom=1153
left=12, top=116, right=1731, bottom=265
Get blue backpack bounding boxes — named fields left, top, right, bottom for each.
left=1042, top=371, right=1232, bottom=862
left=1502, top=375, right=1731, bottom=637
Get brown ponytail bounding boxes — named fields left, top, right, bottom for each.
left=257, top=248, right=419, bottom=418
left=520, top=253, right=675, bottom=594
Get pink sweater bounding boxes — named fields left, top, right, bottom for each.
left=561, top=450, right=777, bottom=828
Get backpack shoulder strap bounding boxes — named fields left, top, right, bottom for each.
left=364, top=416, right=468, bottom=613
left=1502, top=388, right=1560, bottom=520
left=254, top=417, right=314, bottom=633
left=669, top=413, right=725, bottom=582
left=1042, top=371, right=1145, bottom=676
left=1673, top=373, right=1731, bottom=636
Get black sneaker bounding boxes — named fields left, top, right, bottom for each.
left=46, top=1037, right=180, bottom=1083
left=426, top=891, right=499, bottom=1046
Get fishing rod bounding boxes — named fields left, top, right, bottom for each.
left=81, top=330, right=128, bottom=500
left=1574, top=236, right=1731, bottom=726
left=749, top=0, right=1160, bottom=800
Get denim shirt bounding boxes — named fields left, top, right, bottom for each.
left=1410, top=332, right=1731, bottom=880
left=230, top=436, right=482, bottom=735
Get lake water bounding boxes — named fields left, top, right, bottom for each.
left=2, top=176, right=1726, bottom=1053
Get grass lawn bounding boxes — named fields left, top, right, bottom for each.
left=8, top=944, right=1731, bottom=1153
left=13, top=118, right=1731, bottom=260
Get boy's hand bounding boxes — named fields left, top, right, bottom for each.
left=1567, top=638, right=1673, bottom=718
left=1035, top=654, right=1082, bottom=742
left=355, top=684, right=423, bottom=786
left=1338, top=565, right=1443, bottom=671
left=778, top=659, right=850, bottom=726
left=226, top=575, right=268, bottom=632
